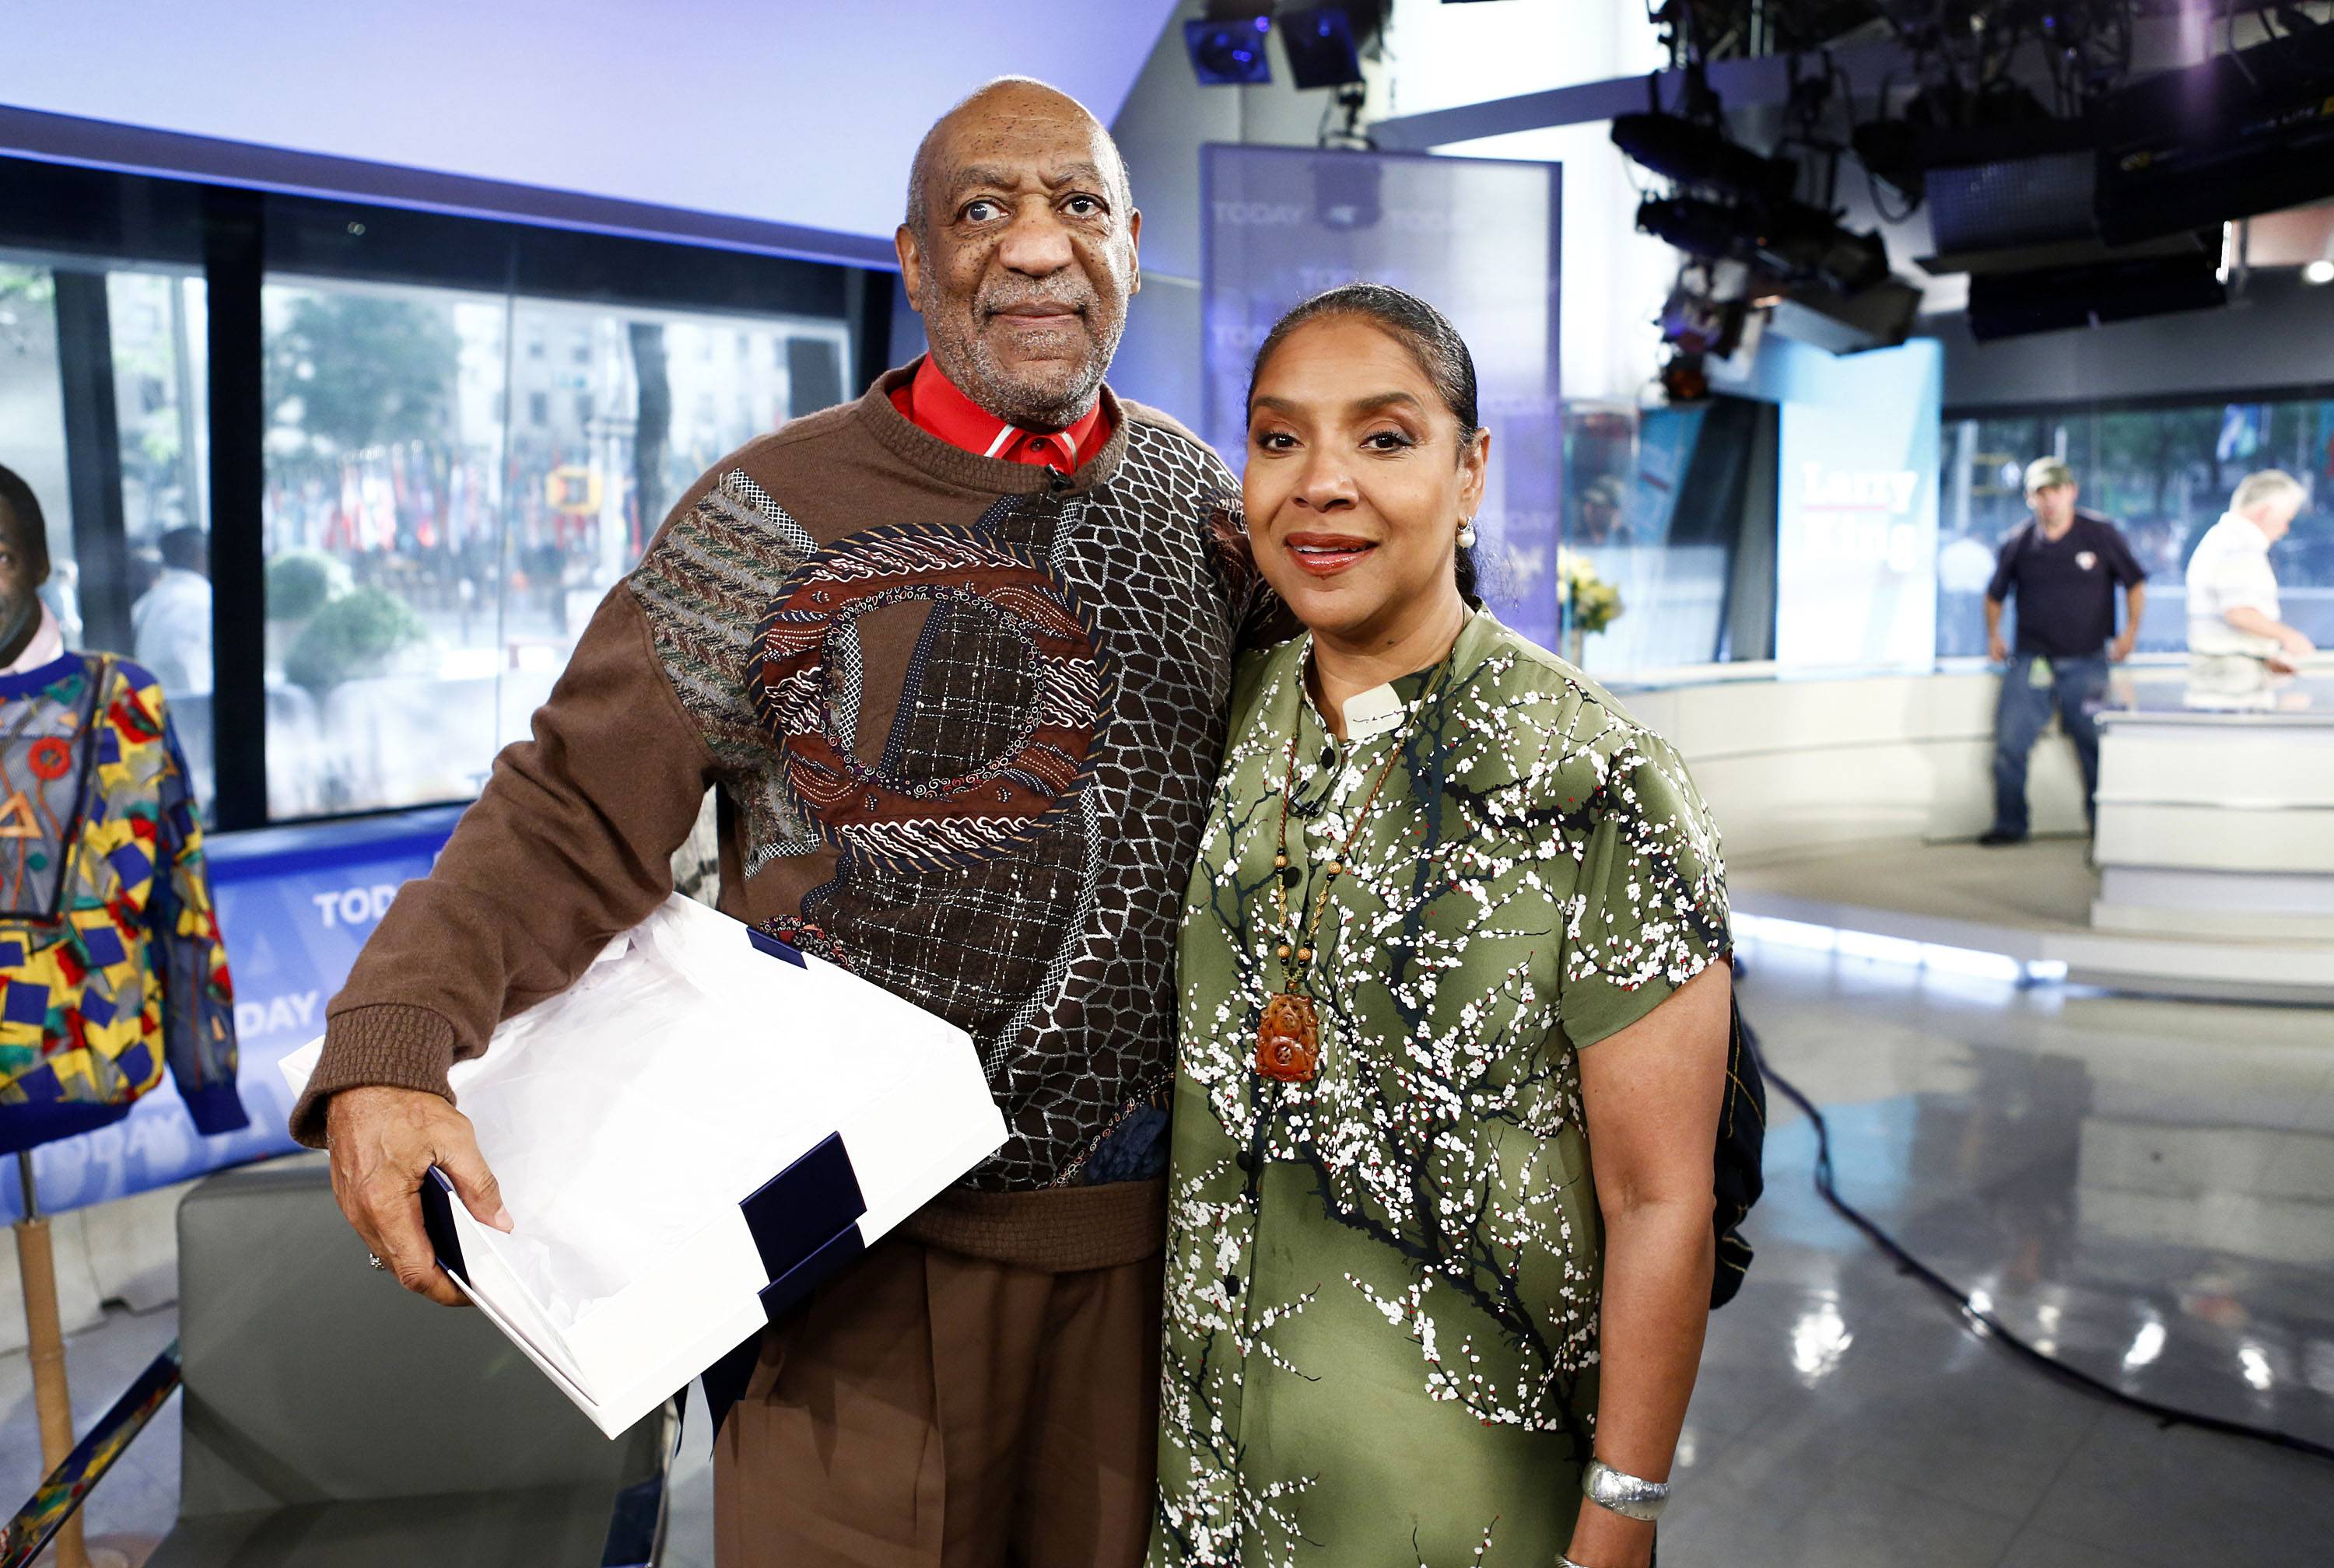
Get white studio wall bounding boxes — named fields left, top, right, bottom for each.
left=1109, top=0, right=1333, bottom=432
left=0, top=0, right=1180, bottom=250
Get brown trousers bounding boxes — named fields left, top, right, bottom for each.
left=713, top=1237, right=1163, bottom=1568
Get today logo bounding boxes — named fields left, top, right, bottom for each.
left=235, top=989, right=321, bottom=1038
left=1211, top=201, right=1309, bottom=226
left=313, top=884, right=401, bottom=929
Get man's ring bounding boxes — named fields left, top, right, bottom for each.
left=367, top=1252, right=387, bottom=1271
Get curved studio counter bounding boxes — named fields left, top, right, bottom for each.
left=2091, top=677, right=2334, bottom=942
left=1603, top=655, right=2334, bottom=1003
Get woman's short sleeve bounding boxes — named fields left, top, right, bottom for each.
left=1558, top=719, right=1731, bottom=1049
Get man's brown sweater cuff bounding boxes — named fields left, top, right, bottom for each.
left=286, top=1004, right=460, bottom=1149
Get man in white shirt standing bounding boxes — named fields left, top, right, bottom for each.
left=2186, top=470, right=2315, bottom=681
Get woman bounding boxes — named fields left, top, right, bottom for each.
left=1149, top=285, right=1731, bottom=1568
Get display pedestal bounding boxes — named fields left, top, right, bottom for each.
left=13, top=1152, right=131, bottom=1568
left=15, top=1213, right=89, bottom=1568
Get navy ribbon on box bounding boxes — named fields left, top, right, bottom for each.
left=701, top=923, right=872, bottom=1442
left=416, top=1167, right=465, bottom=1279
left=699, top=1131, right=869, bottom=1443
left=740, top=1132, right=868, bottom=1316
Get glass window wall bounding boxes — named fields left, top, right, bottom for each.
left=112, top=270, right=213, bottom=803
left=0, top=259, right=75, bottom=629
left=2, top=252, right=216, bottom=814
left=1942, top=394, right=2334, bottom=656
left=2, top=157, right=870, bottom=831
left=259, top=278, right=851, bottom=818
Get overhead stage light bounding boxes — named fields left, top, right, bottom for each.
left=2094, top=25, right=2334, bottom=246
left=1611, top=114, right=1796, bottom=205
left=2305, top=260, right=2334, bottom=286
left=1635, top=195, right=1753, bottom=264
left=1186, top=10, right=1274, bottom=86
left=1767, top=278, right=1922, bottom=355
left=1634, top=194, right=1891, bottom=297
left=1965, top=244, right=2226, bottom=341
left=1281, top=5, right=1365, bottom=90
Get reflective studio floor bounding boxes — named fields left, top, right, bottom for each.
left=2, top=929, right=2329, bottom=1566
left=1664, top=929, right=2334, bottom=1568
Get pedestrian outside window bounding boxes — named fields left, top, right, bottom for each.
left=1, top=257, right=216, bottom=821
left=259, top=278, right=851, bottom=820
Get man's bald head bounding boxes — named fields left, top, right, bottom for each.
left=895, top=75, right=1142, bottom=430
left=904, top=77, right=1132, bottom=248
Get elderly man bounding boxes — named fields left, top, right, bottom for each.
left=1980, top=457, right=2147, bottom=845
left=2187, top=469, right=2316, bottom=680
left=292, top=78, right=1255, bottom=1568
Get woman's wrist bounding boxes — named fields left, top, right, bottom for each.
left=1565, top=1458, right=1665, bottom=1568
left=1566, top=1495, right=1656, bottom=1568
left=1582, top=1458, right=1670, bottom=1521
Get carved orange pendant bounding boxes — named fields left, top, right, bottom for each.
left=1256, top=992, right=1320, bottom=1083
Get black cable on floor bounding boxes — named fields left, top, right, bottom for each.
left=1757, top=1058, right=2334, bottom=1467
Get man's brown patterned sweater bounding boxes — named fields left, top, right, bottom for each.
left=290, top=365, right=1251, bottom=1269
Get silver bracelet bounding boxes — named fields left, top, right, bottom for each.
left=1582, top=1457, right=1670, bottom=1522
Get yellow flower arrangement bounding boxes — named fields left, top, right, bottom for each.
left=1557, top=546, right=1624, bottom=635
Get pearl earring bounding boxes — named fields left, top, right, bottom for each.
left=1456, top=517, right=1478, bottom=548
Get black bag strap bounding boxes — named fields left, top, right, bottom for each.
left=1709, top=992, right=1768, bottom=1309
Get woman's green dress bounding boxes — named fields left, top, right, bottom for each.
left=1148, top=611, right=1730, bottom=1568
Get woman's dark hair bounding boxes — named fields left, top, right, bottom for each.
left=0, top=464, right=53, bottom=585
left=1246, top=282, right=1484, bottom=601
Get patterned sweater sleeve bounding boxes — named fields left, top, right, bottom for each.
left=131, top=670, right=246, bottom=1136
left=289, top=583, right=719, bottom=1145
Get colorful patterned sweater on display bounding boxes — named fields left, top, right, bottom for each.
left=0, top=653, right=244, bottom=1155
left=295, top=366, right=1256, bottom=1268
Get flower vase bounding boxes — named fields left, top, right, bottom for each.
left=1563, top=626, right=1586, bottom=668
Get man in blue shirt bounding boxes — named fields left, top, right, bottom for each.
left=1981, top=457, right=2148, bottom=845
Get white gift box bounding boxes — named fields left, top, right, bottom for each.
left=282, top=893, right=1006, bottom=1438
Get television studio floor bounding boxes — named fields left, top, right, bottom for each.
left=2, top=921, right=2330, bottom=1567
left=1729, top=835, right=2334, bottom=1003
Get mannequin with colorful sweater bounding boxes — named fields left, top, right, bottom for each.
left=0, top=463, right=242, bottom=1568
left=0, top=466, right=242, bottom=1152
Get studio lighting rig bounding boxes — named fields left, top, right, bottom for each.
left=1612, top=51, right=1922, bottom=373
left=1626, top=0, right=2334, bottom=344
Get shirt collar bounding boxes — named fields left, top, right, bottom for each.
left=1293, top=608, right=1490, bottom=742
left=2215, top=512, right=2272, bottom=551
left=894, top=355, right=1109, bottom=471
left=1, top=604, right=65, bottom=677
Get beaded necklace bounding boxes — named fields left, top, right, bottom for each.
left=1254, top=691, right=1414, bottom=1084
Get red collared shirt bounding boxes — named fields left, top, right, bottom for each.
left=890, top=355, right=1111, bottom=472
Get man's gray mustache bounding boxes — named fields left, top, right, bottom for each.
left=980, top=292, right=1095, bottom=319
